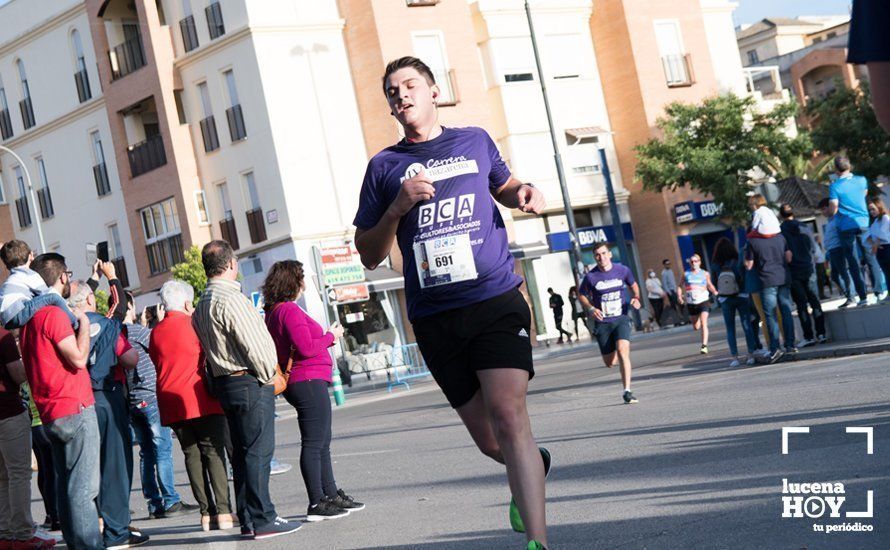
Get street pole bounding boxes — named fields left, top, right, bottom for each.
left=599, top=147, right=641, bottom=329
left=311, top=245, right=346, bottom=406
left=0, top=145, right=46, bottom=253
left=524, top=0, right=582, bottom=286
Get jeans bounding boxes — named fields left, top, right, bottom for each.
left=720, top=296, right=757, bottom=357
left=827, top=248, right=855, bottom=299
left=45, top=406, right=102, bottom=550
left=130, top=401, right=181, bottom=515
left=859, top=232, right=887, bottom=295
left=759, top=286, right=796, bottom=352
left=94, top=387, right=134, bottom=547
left=283, top=380, right=338, bottom=506
left=649, top=297, right=665, bottom=328
left=553, top=314, right=572, bottom=341
left=172, top=414, right=231, bottom=517
left=877, top=245, right=890, bottom=296
left=215, top=374, right=277, bottom=531
left=31, top=424, right=58, bottom=523
left=3, top=292, right=77, bottom=330
left=838, top=229, right=869, bottom=300
left=0, top=411, right=33, bottom=541
left=789, top=270, right=826, bottom=341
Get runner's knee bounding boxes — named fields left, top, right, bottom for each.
left=488, top=402, right=529, bottom=440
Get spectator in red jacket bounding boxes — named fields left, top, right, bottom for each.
left=149, top=280, right=233, bottom=532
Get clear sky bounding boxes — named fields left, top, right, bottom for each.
left=733, top=0, right=852, bottom=26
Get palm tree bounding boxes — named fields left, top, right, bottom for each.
left=764, top=152, right=834, bottom=183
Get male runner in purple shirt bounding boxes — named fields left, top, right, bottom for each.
left=353, top=56, right=549, bottom=549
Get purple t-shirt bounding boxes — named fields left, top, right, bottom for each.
left=353, top=127, right=522, bottom=321
left=578, top=263, right=635, bottom=322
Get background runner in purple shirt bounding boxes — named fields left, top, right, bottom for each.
left=578, top=263, right=636, bottom=323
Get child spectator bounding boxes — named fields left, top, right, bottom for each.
left=0, top=240, right=76, bottom=329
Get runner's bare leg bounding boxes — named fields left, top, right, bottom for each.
left=616, top=339, right=632, bottom=389
left=456, top=390, right=504, bottom=464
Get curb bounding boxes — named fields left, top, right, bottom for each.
left=783, top=341, right=890, bottom=362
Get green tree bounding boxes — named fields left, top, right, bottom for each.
left=171, top=245, right=207, bottom=304
left=805, top=81, right=890, bottom=185
left=764, top=152, right=834, bottom=183
left=635, top=93, right=811, bottom=224
left=94, top=289, right=110, bottom=316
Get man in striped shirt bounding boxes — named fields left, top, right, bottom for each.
left=192, top=240, right=300, bottom=541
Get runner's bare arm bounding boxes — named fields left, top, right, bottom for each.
left=629, top=282, right=642, bottom=310
left=677, top=274, right=686, bottom=304
left=355, top=170, right=435, bottom=269
left=494, top=177, right=545, bottom=214
left=578, top=293, right=604, bottom=321
left=705, top=272, right=719, bottom=296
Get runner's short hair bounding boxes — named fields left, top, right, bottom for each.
left=0, top=240, right=31, bottom=270
left=592, top=242, right=610, bottom=252
left=382, top=57, right=436, bottom=92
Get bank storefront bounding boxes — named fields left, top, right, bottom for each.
left=672, top=200, right=746, bottom=273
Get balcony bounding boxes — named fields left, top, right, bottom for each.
left=111, top=256, right=130, bottom=288
left=180, top=15, right=199, bottom=53
left=662, top=54, right=694, bottom=87
left=246, top=207, right=267, bottom=244
left=219, top=216, right=240, bottom=250
left=19, top=97, right=35, bottom=129
left=37, top=187, right=53, bottom=219
left=93, top=162, right=111, bottom=196
left=15, top=197, right=31, bottom=228
left=146, top=234, right=184, bottom=275
left=434, top=69, right=459, bottom=106
left=199, top=115, right=220, bottom=152
left=127, top=133, right=167, bottom=177
left=205, top=2, right=225, bottom=40
left=226, top=104, right=246, bottom=141
left=0, top=108, right=12, bottom=140
left=74, top=69, right=91, bottom=103
left=109, top=35, right=146, bottom=80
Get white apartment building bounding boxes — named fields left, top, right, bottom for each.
left=0, top=0, right=140, bottom=288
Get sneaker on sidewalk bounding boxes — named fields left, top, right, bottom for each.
left=745, top=355, right=756, bottom=366
left=509, top=447, right=552, bottom=534
left=306, top=499, right=349, bottom=522
left=729, top=357, right=740, bottom=368
left=700, top=345, right=709, bottom=354
left=270, top=458, right=292, bottom=476
left=331, top=489, right=365, bottom=511
left=857, top=297, right=872, bottom=307
left=106, top=533, right=150, bottom=550
left=798, top=339, right=816, bottom=348
left=240, top=525, right=254, bottom=539
left=157, top=501, right=199, bottom=518
left=623, top=390, right=639, bottom=404
left=817, top=334, right=828, bottom=344
left=839, top=297, right=856, bottom=309
left=878, top=291, right=888, bottom=301
left=253, top=517, right=301, bottom=540
left=768, top=349, right=785, bottom=364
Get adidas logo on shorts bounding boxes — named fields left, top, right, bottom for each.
left=518, top=328, right=529, bottom=338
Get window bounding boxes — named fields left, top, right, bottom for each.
left=174, top=90, right=188, bottom=124
left=205, top=1, right=225, bottom=40
left=180, top=0, right=199, bottom=52
left=242, top=172, right=266, bottom=244
left=0, top=77, right=11, bottom=140
left=496, top=37, right=536, bottom=84
left=543, top=35, right=582, bottom=79
left=217, top=182, right=239, bottom=249
left=243, top=171, right=260, bottom=210
left=217, top=182, right=233, bottom=218
left=653, top=20, right=692, bottom=86
left=72, top=30, right=91, bottom=102
left=411, top=32, right=457, bottom=105
left=197, top=82, right=219, bottom=152
left=223, top=70, right=246, bottom=141
left=16, top=60, right=35, bottom=129
left=91, top=131, right=111, bottom=196
left=747, top=49, right=759, bottom=65
left=13, top=165, right=31, bottom=228
left=35, top=157, right=54, bottom=219
left=108, top=223, right=123, bottom=259
left=139, top=198, right=184, bottom=274
left=194, top=189, right=209, bottom=224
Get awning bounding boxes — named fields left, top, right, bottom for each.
left=510, top=242, right=551, bottom=259
left=565, top=126, right=608, bottom=142
left=363, top=267, right=404, bottom=292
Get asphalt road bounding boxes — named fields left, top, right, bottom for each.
left=32, top=327, right=889, bottom=549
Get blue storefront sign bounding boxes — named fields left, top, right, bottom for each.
left=547, top=222, right=635, bottom=252
left=674, top=200, right=723, bottom=224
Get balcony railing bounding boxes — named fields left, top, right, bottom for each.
left=146, top=234, right=184, bottom=275
left=662, top=54, right=694, bottom=87
left=434, top=69, right=459, bottom=106
left=19, top=97, right=35, bottom=129
left=226, top=104, right=246, bottom=141
left=0, top=108, right=12, bottom=140
left=219, top=216, right=240, bottom=250
left=74, top=69, right=91, bottom=103
left=180, top=15, right=199, bottom=52
left=93, top=162, right=111, bottom=196
left=37, top=187, right=54, bottom=219
left=127, top=133, right=167, bottom=177
left=205, top=2, right=225, bottom=40
left=15, top=197, right=31, bottom=228
left=111, top=256, right=130, bottom=288
left=109, top=35, right=146, bottom=80
left=246, top=207, right=267, bottom=244
left=199, top=115, right=220, bottom=152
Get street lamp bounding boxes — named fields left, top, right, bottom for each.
left=524, top=0, right=582, bottom=287
left=0, top=144, right=46, bottom=253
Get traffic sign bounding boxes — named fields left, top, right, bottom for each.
left=334, top=283, right=370, bottom=304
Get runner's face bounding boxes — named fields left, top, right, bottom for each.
left=594, top=247, right=612, bottom=268
left=385, top=68, right=438, bottom=130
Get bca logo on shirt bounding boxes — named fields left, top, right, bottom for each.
left=418, top=194, right=475, bottom=228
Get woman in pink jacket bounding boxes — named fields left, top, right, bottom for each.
left=262, top=260, right=364, bottom=522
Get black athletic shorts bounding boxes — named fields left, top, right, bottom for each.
left=686, top=302, right=709, bottom=316
left=592, top=315, right=632, bottom=356
left=412, top=288, right=534, bottom=408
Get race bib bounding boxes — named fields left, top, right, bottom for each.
left=413, top=233, right=478, bottom=289
left=687, top=288, right=709, bottom=304
left=601, top=291, right=623, bottom=317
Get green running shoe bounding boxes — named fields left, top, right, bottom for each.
left=509, top=447, right=552, bottom=533
left=527, top=540, right=547, bottom=550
